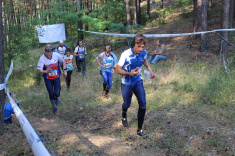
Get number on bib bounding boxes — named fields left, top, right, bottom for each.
left=67, top=63, right=73, bottom=69
left=104, top=63, right=112, bottom=68
left=49, top=70, right=58, bottom=76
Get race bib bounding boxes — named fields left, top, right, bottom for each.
left=66, top=63, right=73, bottom=69
left=49, top=70, right=58, bottom=76
left=104, top=63, right=112, bottom=68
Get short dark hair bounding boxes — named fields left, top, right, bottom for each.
left=65, top=48, right=71, bottom=53
left=158, top=39, right=163, bottom=44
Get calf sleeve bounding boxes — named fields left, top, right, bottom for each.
left=122, top=108, right=128, bottom=118
left=138, top=108, right=146, bottom=131
left=103, top=83, right=107, bottom=91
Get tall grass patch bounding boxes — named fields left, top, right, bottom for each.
left=146, top=60, right=234, bottom=122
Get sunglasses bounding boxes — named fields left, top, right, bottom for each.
left=45, top=49, right=53, bottom=52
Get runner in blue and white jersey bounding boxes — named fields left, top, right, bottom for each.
left=37, top=44, right=67, bottom=114
left=74, top=40, right=87, bottom=79
left=116, top=34, right=156, bottom=137
left=57, top=40, right=68, bottom=56
left=96, top=45, right=118, bottom=98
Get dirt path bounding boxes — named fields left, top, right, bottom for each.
left=27, top=112, right=167, bottom=156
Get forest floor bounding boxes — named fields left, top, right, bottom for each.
left=0, top=0, right=235, bottom=156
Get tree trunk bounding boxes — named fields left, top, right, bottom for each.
left=77, top=0, right=83, bottom=39
left=77, top=0, right=83, bottom=29
left=147, top=0, right=150, bottom=16
left=134, top=0, right=138, bottom=24
left=138, top=0, right=141, bottom=24
left=17, top=8, right=21, bottom=31
left=160, top=0, right=163, bottom=9
left=0, top=0, right=5, bottom=135
left=194, top=0, right=208, bottom=51
left=229, top=0, right=234, bottom=28
left=126, top=0, right=131, bottom=27
left=209, top=0, right=213, bottom=8
left=201, top=0, right=207, bottom=51
left=193, top=0, right=202, bottom=39
left=222, top=0, right=230, bottom=53
left=234, top=0, right=235, bottom=17
left=193, top=0, right=197, bottom=32
left=85, top=0, right=89, bottom=30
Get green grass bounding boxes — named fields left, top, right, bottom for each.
left=2, top=0, right=234, bottom=155
left=4, top=43, right=235, bottom=155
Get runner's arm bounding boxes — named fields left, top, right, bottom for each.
left=111, top=63, right=118, bottom=73
left=143, top=59, right=156, bottom=79
left=74, top=51, right=79, bottom=57
left=38, top=69, right=49, bottom=74
left=63, top=60, right=67, bottom=77
left=74, top=52, right=84, bottom=57
left=96, top=56, right=103, bottom=67
left=37, top=58, right=49, bottom=74
left=114, top=63, right=118, bottom=69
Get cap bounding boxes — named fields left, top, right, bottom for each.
left=60, top=40, right=64, bottom=44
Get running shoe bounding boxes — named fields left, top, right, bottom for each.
left=137, top=129, right=149, bottom=138
left=104, top=94, right=109, bottom=99
left=122, top=118, right=128, bottom=127
left=102, top=91, right=106, bottom=97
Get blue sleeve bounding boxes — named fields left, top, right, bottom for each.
left=111, top=52, right=118, bottom=63
left=4, top=103, right=14, bottom=119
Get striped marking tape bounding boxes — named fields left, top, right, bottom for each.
left=78, top=28, right=235, bottom=38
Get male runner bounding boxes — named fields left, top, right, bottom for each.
left=116, top=34, right=156, bottom=137
left=37, top=44, right=67, bottom=114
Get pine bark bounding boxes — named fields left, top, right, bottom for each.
left=77, top=0, right=83, bottom=29
left=201, top=0, right=207, bottom=51
left=229, top=0, right=234, bottom=28
left=126, top=0, right=131, bottom=27
left=147, top=0, right=150, bottom=16
left=0, top=0, right=5, bottom=134
left=222, top=0, right=230, bottom=53
left=160, top=0, right=164, bottom=9
left=134, top=0, right=138, bottom=24
left=194, top=0, right=208, bottom=51
left=138, top=0, right=141, bottom=24
left=85, top=0, right=89, bottom=30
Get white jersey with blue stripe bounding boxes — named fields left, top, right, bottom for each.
left=118, top=48, right=147, bottom=85
left=96, top=51, right=118, bottom=73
